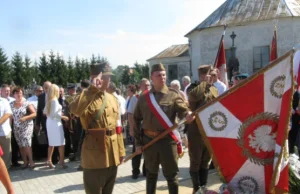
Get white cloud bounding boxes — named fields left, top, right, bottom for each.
left=32, top=1, right=226, bottom=68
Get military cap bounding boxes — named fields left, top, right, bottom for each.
left=67, top=83, right=76, bottom=89
left=81, top=79, right=90, bottom=88
left=210, top=69, right=218, bottom=75
left=234, top=73, right=249, bottom=80
left=151, top=63, right=166, bottom=74
left=90, top=62, right=114, bottom=76
left=198, top=64, right=212, bottom=75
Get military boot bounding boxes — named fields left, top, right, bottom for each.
left=146, top=178, right=157, bottom=194
left=190, top=171, right=200, bottom=194
left=167, top=182, right=178, bottom=194
left=199, top=168, right=209, bottom=186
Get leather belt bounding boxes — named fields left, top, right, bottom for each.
left=87, top=129, right=116, bottom=136
left=144, top=129, right=165, bottom=138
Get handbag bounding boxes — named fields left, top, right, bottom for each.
left=36, top=129, right=48, bottom=145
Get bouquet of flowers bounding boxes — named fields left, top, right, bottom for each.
left=289, top=153, right=300, bottom=193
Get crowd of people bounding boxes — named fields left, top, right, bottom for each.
left=2, top=60, right=282, bottom=194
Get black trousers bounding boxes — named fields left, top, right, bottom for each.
left=132, top=143, right=146, bottom=176
left=11, top=132, right=20, bottom=165
left=289, top=129, right=299, bottom=154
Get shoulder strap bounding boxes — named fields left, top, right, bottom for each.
left=89, top=93, right=107, bottom=128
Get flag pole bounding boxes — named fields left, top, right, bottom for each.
left=213, top=24, right=228, bottom=68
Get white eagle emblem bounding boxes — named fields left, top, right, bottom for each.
left=248, top=125, right=276, bottom=153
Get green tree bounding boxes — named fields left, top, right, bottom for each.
left=23, top=54, right=33, bottom=87
left=96, top=54, right=107, bottom=63
left=90, top=54, right=97, bottom=65
left=11, top=52, right=25, bottom=86
left=48, top=50, right=57, bottom=83
left=39, top=53, right=49, bottom=82
left=133, top=62, right=149, bottom=80
left=67, top=57, right=76, bottom=83
left=56, top=54, right=68, bottom=86
left=81, top=59, right=89, bottom=80
left=74, top=57, right=82, bottom=82
left=32, top=61, right=41, bottom=85
left=0, top=47, right=12, bottom=84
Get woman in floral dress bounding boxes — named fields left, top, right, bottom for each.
left=10, top=87, right=36, bottom=169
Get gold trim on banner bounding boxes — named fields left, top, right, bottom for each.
left=270, top=52, right=294, bottom=194
left=194, top=49, right=295, bottom=193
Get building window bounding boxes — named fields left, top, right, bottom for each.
left=168, top=64, right=178, bottom=82
left=253, top=46, right=270, bottom=72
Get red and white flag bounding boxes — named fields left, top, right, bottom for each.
left=270, top=28, right=278, bottom=62
left=215, top=39, right=229, bottom=87
left=195, top=51, right=293, bottom=193
left=293, top=50, right=300, bottom=85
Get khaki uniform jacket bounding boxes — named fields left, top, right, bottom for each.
left=69, top=85, right=126, bottom=169
left=188, top=81, right=218, bottom=135
left=133, top=85, right=189, bottom=146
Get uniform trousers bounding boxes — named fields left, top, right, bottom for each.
left=132, top=139, right=146, bottom=176
left=143, top=135, right=178, bottom=194
left=188, top=132, right=211, bottom=171
left=187, top=126, right=211, bottom=191
left=83, top=166, right=117, bottom=194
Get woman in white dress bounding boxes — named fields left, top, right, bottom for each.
left=44, top=84, right=69, bottom=168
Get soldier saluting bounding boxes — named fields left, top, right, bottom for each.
left=69, top=62, right=125, bottom=194
left=133, top=63, right=194, bottom=194
left=187, top=65, right=218, bottom=194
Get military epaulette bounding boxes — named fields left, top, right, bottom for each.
left=168, top=87, right=180, bottom=94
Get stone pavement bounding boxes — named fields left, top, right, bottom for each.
left=0, top=145, right=222, bottom=194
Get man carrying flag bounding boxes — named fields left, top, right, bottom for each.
left=133, top=63, right=194, bottom=194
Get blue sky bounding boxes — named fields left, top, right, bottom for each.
left=0, top=0, right=225, bottom=68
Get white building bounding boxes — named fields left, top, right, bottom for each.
left=185, top=0, right=300, bottom=82
left=147, top=44, right=191, bottom=84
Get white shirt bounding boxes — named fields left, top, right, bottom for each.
left=113, top=92, right=123, bottom=126
left=183, top=83, right=191, bottom=100
left=5, top=96, right=15, bottom=103
left=213, top=80, right=227, bottom=95
left=27, top=95, right=38, bottom=110
left=0, top=97, right=12, bottom=136
left=126, top=95, right=138, bottom=114
left=116, top=94, right=126, bottom=115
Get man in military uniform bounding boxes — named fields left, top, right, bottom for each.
left=133, top=63, right=194, bottom=194
left=187, top=65, right=218, bottom=193
left=69, top=62, right=125, bottom=194
left=65, top=83, right=82, bottom=161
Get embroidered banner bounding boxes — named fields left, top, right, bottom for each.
left=195, top=50, right=294, bottom=193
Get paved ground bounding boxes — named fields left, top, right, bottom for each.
left=0, top=145, right=222, bottom=194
